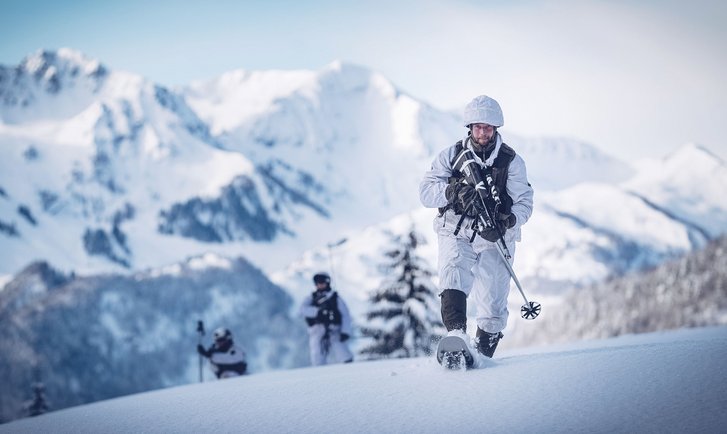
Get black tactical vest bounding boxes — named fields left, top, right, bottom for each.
left=310, top=290, right=342, bottom=327
left=444, top=139, right=516, bottom=217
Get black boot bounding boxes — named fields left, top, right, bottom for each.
left=440, top=289, right=467, bottom=332
left=475, top=328, right=503, bottom=358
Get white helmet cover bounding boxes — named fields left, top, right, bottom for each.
left=463, top=95, right=504, bottom=128
left=213, top=327, right=231, bottom=342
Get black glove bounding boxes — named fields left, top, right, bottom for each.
left=197, top=344, right=208, bottom=357
left=459, top=184, right=486, bottom=217
left=444, top=181, right=462, bottom=203
left=480, top=227, right=501, bottom=242
left=340, top=333, right=350, bottom=342
left=499, top=213, right=516, bottom=229
left=480, top=214, right=516, bottom=242
left=446, top=181, right=484, bottom=218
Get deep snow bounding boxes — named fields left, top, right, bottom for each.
left=3, top=326, right=726, bottom=433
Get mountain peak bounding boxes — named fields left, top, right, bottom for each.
left=19, top=48, right=107, bottom=81
left=0, top=48, right=110, bottom=121
left=666, top=143, right=724, bottom=167
left=318, top=60, right=373, bottom=84
left=317, top=60, right=400, bottom=100
left=323, top=60, right=372, bottom=74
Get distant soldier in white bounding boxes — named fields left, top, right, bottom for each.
left=419, top=95, right=534, bottom=361
left=299, top=272, right=354, bottom=366
left=196, top=327, right=247, bottom=378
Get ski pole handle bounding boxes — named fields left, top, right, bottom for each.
left=196, top=320, right=205, bottom=383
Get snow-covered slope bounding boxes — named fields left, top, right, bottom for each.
left=2, top=326, right=725, bottom=432
left=512, top=135, right=635, bottom=190
left=624, top=143, right=727, bottom=238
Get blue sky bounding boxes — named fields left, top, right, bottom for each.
left=2, top=0, right=726, bottom=160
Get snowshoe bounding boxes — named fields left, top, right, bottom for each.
left=436, top=334, right=474, bottom=370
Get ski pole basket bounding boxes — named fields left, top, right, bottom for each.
left=520, top=301, right=541, bottom=320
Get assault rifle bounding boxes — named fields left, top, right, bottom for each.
left=452, top=147, right=541, bottom=320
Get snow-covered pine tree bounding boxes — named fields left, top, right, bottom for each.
left=359, top=225, right=444, bottom=359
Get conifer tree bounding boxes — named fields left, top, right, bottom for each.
left=359, top=226, right=444, bottom=359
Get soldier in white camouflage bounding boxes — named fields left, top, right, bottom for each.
left=419, top=95, right=534, bottom=358
left=299, top=272, right=354, bottom=366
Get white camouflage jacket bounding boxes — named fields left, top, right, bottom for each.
left=298, top=290, right=354, bottom=336
left=419, top=134, right=534, bottom=242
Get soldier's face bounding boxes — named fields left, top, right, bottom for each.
left=471, top=123, right=495, bottom=146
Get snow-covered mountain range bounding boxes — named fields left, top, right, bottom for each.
left=0, top=50, right=453, bottom=277
left=1, top=48, right=646, bottom=279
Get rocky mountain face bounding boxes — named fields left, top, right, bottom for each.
left=0, top=48, right=108, bottom=122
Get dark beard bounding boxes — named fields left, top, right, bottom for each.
left=469, top=134, right=497, bottom=157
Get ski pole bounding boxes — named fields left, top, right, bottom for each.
left=196, top=320, right=205, bottom=382
left=474, top=193, right=541, bottom=319
left=478, top=163, right=541, bottom=319
left=327, top=238, right=347, bottom=285
left=475, top=203, right=541, bottom=320
left=489, top=232, right=540, bottom=319
left=455, top=147, right=540, bottom=320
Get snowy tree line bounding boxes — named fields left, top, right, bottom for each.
left=516, top=235, right=727, bottom=346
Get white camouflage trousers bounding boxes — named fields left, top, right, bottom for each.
left=435, top=211, right=516, bottom=334
left=307, top=324, right=354, bottom=366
